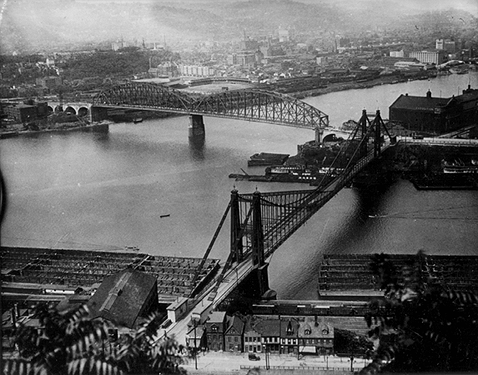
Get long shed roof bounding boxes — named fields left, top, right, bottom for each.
left=390, top=93, right=449, bottom=111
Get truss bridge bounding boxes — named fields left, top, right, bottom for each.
left=91, top=82, right=329, bottom=141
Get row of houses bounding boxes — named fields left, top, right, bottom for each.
left=186, top=311, right=334, bottom=356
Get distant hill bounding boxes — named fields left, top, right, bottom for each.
left=0, top=0, right=476, bottom=54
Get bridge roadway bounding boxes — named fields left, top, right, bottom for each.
left=162, top=143, right=395, bottom=345
left=160, top=134, right=478, bottom=345
left=162, top=256, right=255, bottom=345
left=398, top=135, right=478, bottom=146
left=91, top=83, right=330, bottom=135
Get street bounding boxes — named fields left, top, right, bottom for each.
left=180, top=351, right=371, bottom=373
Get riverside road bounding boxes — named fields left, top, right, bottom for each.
left=180, top=351, right=370, bottom=374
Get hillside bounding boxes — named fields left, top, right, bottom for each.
left=0, top=0, right=476, bottom=53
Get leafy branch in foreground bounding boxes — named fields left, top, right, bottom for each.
left=360, top=252, right=478, bottom=374
left=3, top=304, right=186, bottom=375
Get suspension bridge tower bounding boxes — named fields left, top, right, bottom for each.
left=230, top=189, right=273, bottom=300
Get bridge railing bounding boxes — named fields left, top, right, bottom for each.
left=233, top=143, right=384, bottom=260
left=398, top=136, right=478, bottom=146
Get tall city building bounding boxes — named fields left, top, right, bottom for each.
left=409, top=50, right=446, bottom=65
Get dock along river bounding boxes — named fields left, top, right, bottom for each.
left=1, top=71, right=478, bottom=299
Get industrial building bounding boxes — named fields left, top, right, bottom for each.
left=389, top=85, right=478, bottom=134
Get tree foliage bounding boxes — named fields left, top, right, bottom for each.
left=360, top=251, right=478, bottom=374
left=333, top=328, right=373, bottom=357
left=59, top=49, right=179, bottom=81
left=3, top=303, right=185, bottom=375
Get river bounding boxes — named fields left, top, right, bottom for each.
left=1, top=72, right=478, bottom=300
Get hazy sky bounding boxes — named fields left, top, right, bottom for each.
left=73, top=0, right=478, bottom=14
left=0, top=0, right=477, bottom=53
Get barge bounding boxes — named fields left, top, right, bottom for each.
left=0, top=246, right=220, bottom=298
left=411, top=173, right=477, bottom=190
left=248, top=152, right=290, bottom=167
left=318, top=253, right=478, bottom=301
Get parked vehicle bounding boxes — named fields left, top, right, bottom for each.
left=248, top=353, right=260, bottom=361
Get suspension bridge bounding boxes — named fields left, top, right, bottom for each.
left=184, top=109, right=396, bottom=308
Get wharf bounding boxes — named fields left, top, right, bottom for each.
left=1, top=246, right=219, bottom=298
left=0, top=122, right=109, bottom=139
left=318, top=253, right=478, bottom=300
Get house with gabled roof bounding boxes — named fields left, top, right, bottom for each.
left=244, top=316, right=262, bottom=353
left=224, top=315, right=245, bottom=352
left=87, top=268, right=158, bottom=330
left=280, top=318, right=300, bottom=355
left=205, top=311, right=227, bottom=351
left=254, top=318, right=281, bottom=353
left=298, top=316, right=334, bottom=355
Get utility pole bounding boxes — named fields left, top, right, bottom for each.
left=194, top=321, right=198, bottom=370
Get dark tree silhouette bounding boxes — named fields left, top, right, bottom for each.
left=361, top=251, right=478, bottom=374
left=3, top=303, right=186, bottom=375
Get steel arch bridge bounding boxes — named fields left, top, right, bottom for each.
left=92, top=82, right=329, bottom=129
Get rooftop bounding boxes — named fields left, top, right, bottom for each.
left=88, top=268, right=156, bottom=328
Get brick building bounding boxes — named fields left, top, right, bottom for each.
left=224, top=315, right=245, bottom=352
left=205, top=311, right=227, bottom=351
left=280, top=319, right=300, bottom=355
left=389, top=85, right=478, bottom=134
left=298, top=317, right=334, bottom=355
left=4, top=103, right=37, bottom=123
left=254, top=319, right=281, bottom=353
left=244, top=316, right=262, bottom=353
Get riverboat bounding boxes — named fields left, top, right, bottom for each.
left=442, top=159, right=478, bottom=174
left=133, top=118, right=143, bottom=123
left=267, top=166, right=303, bottom=174
left=449, top=66, right=469, bottom=74
left=267, top=166, right=318, bottom=181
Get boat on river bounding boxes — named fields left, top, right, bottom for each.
left=442, top=158, right=478, bottom=174
left=449, top=66, right=469, bottom=74
left=248, top=152, right=289, bottom=166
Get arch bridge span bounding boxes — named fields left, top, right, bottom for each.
left=92, top=82, right=329, bottom=135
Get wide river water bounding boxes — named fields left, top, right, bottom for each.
left=2, top=72, right=478, bottom=299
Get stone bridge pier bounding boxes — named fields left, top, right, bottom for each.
left=188, top=115, right=205, bottom=139
left=90, top=106, right=109, bottom=122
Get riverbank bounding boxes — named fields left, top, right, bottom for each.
left=0, top=121, right=110, bottom=139
left=289, top=71, right=438, bottom=99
